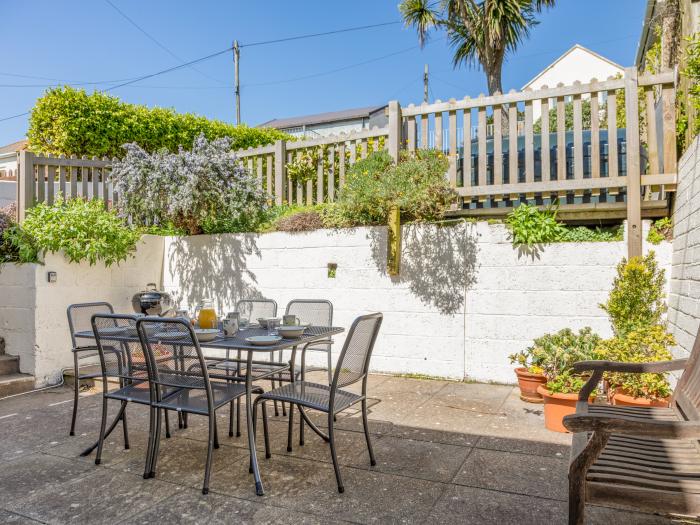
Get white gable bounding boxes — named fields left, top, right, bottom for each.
left=522, top=44, right=624, bottom=91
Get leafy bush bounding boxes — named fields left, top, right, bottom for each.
left=505, top=204, right=566, bottom=245
left=600, top=252, right=667, bottom=337
left=595, top=325, right=675, bottom=400
left=559, top=225, right=623, bottom=242
left=0, top=203, right=36, bottom=263
left=286, top=150, right=317, bottom=185
left=526, top=327, right=601, bottom=394
left=647, top=217, right=672, bottom=245
left=28, top=86, right=289, bottom=157
left=112, top=134, right=267, bottom=235
left=333, top=149, right=454, bottom=227
left=19, top=198, right=140, bottom=266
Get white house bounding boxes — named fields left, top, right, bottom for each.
left=522, top=44, right=624, bottom=120
left=0, top=140, right=26, bottom=208
left=258, top=105, right=388, bottom=138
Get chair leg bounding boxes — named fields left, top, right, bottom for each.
left=229, top=401, right=235, bottom=437
left=143, top=406, right=156, bottom=479
left=262, top=402, right=271, bottom=459
left=299, top=405, right=305, bottom=446
left=164, top=410, right=171, bottom=439
left=287, top=402, right=295, bottom=453
left=568, top=431, right=608, bottom=525
left=121, top=402, right=130, bottom=450
left=69, top=355, right=79, bottom=436
left=327, top=348, right=333, bottom=385
left=328, top=412, right=344, bottom=493
left=95, top=396, right=109, bottom=465
left=213, top=417, right=220, bottom=449
left=149, top=409, right=163, bottom=478
left=236, top=398, right=242, bottom=437
left=361, top=399, right=376, bottom=466
left=202, top=412, right=216, bottom=495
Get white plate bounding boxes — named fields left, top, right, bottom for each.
left=195, top=329, right=221, bottom=342
left=246, top=335, right=282, bottom=346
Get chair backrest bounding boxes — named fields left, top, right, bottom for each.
left=67, top=302, right=114, bottom=348
left=90, top=313, right=144, bottom=383
left=331, top=313, right=383, bottom=391
left=672, top=325, right=700, bottom=421
left=285, top=299, right=333, bottom=327
left=136, top=317, right=210, bottom=395
left=236, top=299, right=277, bottom=321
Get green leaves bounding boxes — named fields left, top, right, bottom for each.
left=20, top=197, right=140, bottom=266
left=505, top=204, right=565, bottom=245
left=27, top=86, right=289, bottom=158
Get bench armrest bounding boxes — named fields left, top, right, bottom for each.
left=573, top=358, right=687, bottom=374
left=563, top=413, right=700, bottom=439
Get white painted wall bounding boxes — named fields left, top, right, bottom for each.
left=0, top=235, right=163, bottom=386
left=0, top=180, right=15, bottom=209
left=669, top=136, right=700, bottom=359
left=162, top=224, right=671, bottom=384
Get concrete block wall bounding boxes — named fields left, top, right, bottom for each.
left=163, top=224, right=672, bottom=384
left=669, top=136, right=700, bottom=358
left=0, top=235, right=163, bottom=386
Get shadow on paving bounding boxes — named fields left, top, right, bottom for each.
left=0, top=379, right=683, bottom=525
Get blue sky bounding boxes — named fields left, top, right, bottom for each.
left=1, top=0, right=647, bottom=145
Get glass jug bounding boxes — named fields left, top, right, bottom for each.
left=197, top=299, right=218, bottom=329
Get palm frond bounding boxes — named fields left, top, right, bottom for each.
left=399, top=0, right=441, bottom=48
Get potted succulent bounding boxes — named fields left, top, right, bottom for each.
left=529, top=327, right=601, bottom=433
left=508, top=348, right=547, bottom=403
left=596, top=325, right=675, bottom=407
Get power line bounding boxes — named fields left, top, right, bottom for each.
left=104, top=0, right=227, bottom=85
left=240, top=21, right=400, bottom=48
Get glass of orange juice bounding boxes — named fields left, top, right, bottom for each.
left=197, top=299, right=218, bottom=329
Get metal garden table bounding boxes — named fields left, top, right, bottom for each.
left=75, top=323, right=343, bottom=496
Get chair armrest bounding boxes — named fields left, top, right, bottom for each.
left=563, top=413, right=700, bottom=439
left=573, top=358, right=687, bottom=374
left=303, top=339, right=333, bottom=349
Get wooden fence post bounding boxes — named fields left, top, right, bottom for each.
left=624, top=67, right=642, bottom=259
left=387, top=100, right=402, bottom=163
left=274, top=139, right=286, bottom=206
left=17, top=150, right=34, bottom=222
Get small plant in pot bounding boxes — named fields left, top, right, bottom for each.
left=529, top=327, right=601, bottom=433
left=596, top=325, right=675, bottom=407
left=508, top=348, right=547, bottom=403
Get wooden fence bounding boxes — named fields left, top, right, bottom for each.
left=15, top=67, right=676, bottom=257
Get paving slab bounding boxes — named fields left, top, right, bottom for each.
left=6, top=468, right=184, bottom=524
left=0, top=509, right=43, bottom=524
left=453, top=447, right=569, bottom=501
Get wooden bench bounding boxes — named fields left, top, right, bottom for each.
left=563, top=327, right=700, bottom=524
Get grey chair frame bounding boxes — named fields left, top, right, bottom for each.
left=253, top=312, right=383, bottom=493
left=136, top=316, right=268, bottom=495
left=67, top=302, right=114, bottom=436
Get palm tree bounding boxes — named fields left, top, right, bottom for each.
left=400, top=0, right=556, bottom=96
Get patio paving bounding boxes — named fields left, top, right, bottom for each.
left=0, top=374, right=683, bottom=524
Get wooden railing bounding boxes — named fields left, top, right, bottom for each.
left=17, top=151, right=116, bottom=221
left=235, top=126, right=389, bottom=206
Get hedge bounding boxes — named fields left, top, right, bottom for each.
left=27, top=86, right=289, bottom=158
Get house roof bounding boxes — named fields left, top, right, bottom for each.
left=258, top=105, right=387, bottom=130
left=521, top=44, right=624, bottom=90
left=635, top=0, right=659, bottom=67
left=0, top=139, right=28, bottom=155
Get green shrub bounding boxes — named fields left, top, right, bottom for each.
left=526, top=327, right=601, bottom=394
left=559, top=225, right=623, bottom=242
left=505, top=204, right=566, bottom=245
left=28, top=86, right=289, bottom=157
left=595, top=325, right=675, bottom=400
left=334, top=149, right=454, bottom=227
left=647, top=217, right=672, bottom=245
left=20, top=198, right=140, bottom=266
left=600, top=252, right=667, bottom=337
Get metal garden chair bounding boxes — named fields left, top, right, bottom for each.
left=136, top=316, right=268, bottom=495
left=67, top=302, right=114, bottom=436
left=253, top=312, right=383, bottom=493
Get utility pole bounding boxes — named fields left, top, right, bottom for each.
left=423, top=63, right=429, bottom=103
left=233, top=40, right=240, bottom=124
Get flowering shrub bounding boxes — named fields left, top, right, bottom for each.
left=112, top=134, right=267, bottom=235
left=286, top=150, right=317, bottom=184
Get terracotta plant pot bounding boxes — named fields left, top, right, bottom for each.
left=514, top=367, right=547, bottom=403
left=610, top=389, right=670, bottom=408
left=537, top=385, right=588, bottom=433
